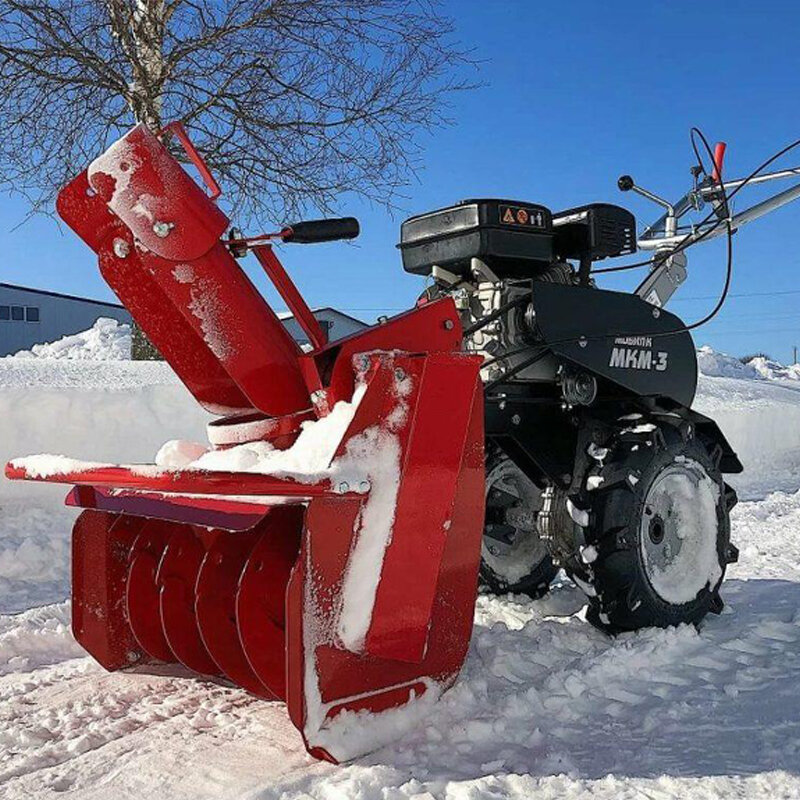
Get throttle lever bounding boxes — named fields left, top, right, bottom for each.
left=617, top=174, right=676, bottom=236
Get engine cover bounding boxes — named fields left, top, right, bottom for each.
left=399, top=198, right=555, bottom=278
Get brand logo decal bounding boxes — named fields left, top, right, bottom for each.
left=608, top=337, right=668, bottom=371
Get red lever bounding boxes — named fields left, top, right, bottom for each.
left=160, top=121, right=222, bottom=200
left=712, top=141, right=727, bottom=184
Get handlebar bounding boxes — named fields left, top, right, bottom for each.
left=621, top=141, right=800, bottom=252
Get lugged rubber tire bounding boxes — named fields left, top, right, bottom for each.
left=575, top=423, right=737, bottom=634
left=480, top=450, right=559, bottom=599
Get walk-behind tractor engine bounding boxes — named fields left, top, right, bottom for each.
left=7, top=124, right=800, bottom=760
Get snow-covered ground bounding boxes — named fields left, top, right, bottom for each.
left=2, top=343, right=800, bottom=799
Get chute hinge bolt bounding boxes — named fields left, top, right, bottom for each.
left=153, top=220, right=174, bottom=238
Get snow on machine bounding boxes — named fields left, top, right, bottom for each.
left=7, top=123, right=800, bottom=760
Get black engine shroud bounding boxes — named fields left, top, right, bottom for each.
left=399, top=198, right=636, bottom=278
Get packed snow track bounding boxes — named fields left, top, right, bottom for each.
left=2, top=348, right=800, bottom=799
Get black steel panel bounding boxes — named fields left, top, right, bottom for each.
left=532, top=282, right=698, bottom=408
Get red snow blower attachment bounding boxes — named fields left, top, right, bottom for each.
left=5, top=123, right=484, bottom=762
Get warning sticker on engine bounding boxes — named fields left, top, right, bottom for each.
left=499, top=205, right=546, bottom=228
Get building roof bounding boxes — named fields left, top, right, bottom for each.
left=0, top=281, right=126, bottom=310
left=0, top=284, right=367, bottom=327
left=276, top=306, right=367, bottom=326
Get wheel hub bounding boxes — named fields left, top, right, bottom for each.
left=647, top=514, right=666, bottom=545
left=638, top=458, right=722, bottom=605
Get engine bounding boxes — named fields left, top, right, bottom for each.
left=399, top=198, right=636, bottom=384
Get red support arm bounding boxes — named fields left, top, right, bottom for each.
left=253, top=245, right=328, bottom=351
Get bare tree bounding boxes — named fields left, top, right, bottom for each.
left=0, top=0, right=474, bottom=224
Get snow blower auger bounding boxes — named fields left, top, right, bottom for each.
left=4, top=122, right=485, bottom=762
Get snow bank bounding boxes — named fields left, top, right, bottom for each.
left=695, top=349, right=800, bottom=499
left=8, top=317, right=132, bottom=361
left=697, top=344, right=800, bottom=383
left=0, top=362, right=209, bottom=504
left=696, top=345, right=759, bottom=379
left=0, top=359, right=210, bottom=611
left=748, top=355, right=800, bottom=382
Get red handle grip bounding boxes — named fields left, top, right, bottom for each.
left=160, top=121, right=222, bottom=200
left=712, top=141, right=727, bottom=184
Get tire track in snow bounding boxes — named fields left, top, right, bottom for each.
left=0, top=660, right=309, bottom=798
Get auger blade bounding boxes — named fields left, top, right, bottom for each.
left=126, top=523, right=176, bottom=663
left=195, top=532, right=275, bottom=698
left=236, top=507, right=304, bottom=699
left=157, top=526, right=221, bottom=677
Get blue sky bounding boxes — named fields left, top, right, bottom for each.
left=2, top=0, right=800, bottom=361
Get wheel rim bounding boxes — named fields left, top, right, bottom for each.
left=639, top=457, right=723, bottom=605
left=482, top=457, right=549, bottom=585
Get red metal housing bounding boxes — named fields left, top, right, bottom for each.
left=6, top=123, right=485, bottom=762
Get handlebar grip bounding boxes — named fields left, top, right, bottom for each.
left=712, top=142, right=727, bottom=184
left=617, top=175, right=634, bottom=192
left=282, top=217, right=360, bottom=244
left=160, top=121, right=222, bottom=200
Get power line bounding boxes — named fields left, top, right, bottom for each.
left=672, top=288, right=800, bottom=302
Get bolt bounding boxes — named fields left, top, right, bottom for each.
left=359, top=480, right=371, bottom=492
left=511, top=414, right=521, bottom=425
left=579, top=336, right=588, bottom=348
left=126, top=650, right=141, bottom=663
left=444, top=319, right=455, bottom=330
left=113, top=238, right=130, bottom=258
left=488, top=545, right=498, bottom=555
left=394, top=368, right=406, bottom=381
left=85, top=187, right=96, bottom=198
left=652, top=307, right=661, bottom=318
left=152, top=220, right=174, bottom=238
left=338, top=481, right=350, bottom=494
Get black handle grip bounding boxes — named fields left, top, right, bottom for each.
left=617, top=174, right=634, bottom=192
left=283, top=217, right=360, bottom=244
